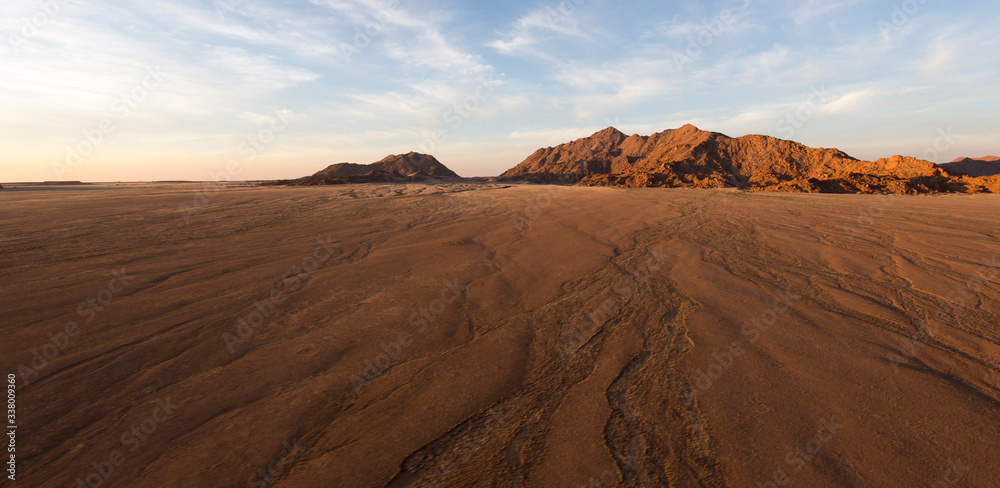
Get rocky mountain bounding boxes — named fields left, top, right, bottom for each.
left=939, top=156, right=1000, bottom=177
left=500, top=125, right=995, bottom=194
left=274, top=152, right=460, bottom=185
left=313, top=152, right=459, bottom=179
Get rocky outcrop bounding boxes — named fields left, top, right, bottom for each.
left=313, top=152, right=459, bottom=179
left=269, top=152, right=460, bottom=186
left=500, top=125, right=986, bottom=194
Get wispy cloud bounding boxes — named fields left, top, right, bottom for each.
left=488, top=5, right=590, bottom=57
left=792, top=0, right=861, bottom=25
left=209, top=47, right=320, bottom=89
left=142, top=0, right=344, bottom=59
left=820, top=88, right=880, bottom=114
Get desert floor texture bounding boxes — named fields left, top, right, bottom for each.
left=2, top=182, right=999, bottom=487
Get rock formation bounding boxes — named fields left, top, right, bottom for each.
left=500, top=125, right=990, bottom=194
left=273, top=152, right=460, bottom=185
left=313, top=152, right=459, bottom=179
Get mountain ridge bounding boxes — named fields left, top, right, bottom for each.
left=500, top=125, right=996, bottom=194
left=939, top=156, right=1000, bottom=177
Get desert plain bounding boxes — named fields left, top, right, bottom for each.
left=2, top=182, right=999, bottom=487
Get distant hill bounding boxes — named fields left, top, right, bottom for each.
left=3, top=181, right=91, bottom=185
left=276, top=152, right=460, bottom=186
left=500, top=125, right=995, bottom=194
left=954, top=156, right=1000, bottom=162
left=939, top=156, right=1000, bottom=177
left=313, top=153, right=459, bottom=179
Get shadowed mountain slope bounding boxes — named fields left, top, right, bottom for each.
left=940, top=156, right=1000, bottom=177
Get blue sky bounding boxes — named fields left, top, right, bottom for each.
left=2, top=0, right=998, bottom=181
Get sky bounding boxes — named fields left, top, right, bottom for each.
left=2, top=0, right=999, bottom=181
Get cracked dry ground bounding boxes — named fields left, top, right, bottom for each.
left=3, top=183, right=999, bottom=487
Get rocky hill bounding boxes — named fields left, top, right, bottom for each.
left=313, top=152, right=459, bottom=179
left=274, top=152, right=460, bottom=185
left=939, top=156, right=1000, bottom=177
left=500, top=125, right=996, bottom=194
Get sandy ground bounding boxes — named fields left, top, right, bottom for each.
left=2, top=182, right=998, bottom=488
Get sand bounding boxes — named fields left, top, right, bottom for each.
left=2, top=182, right=998, bottom=487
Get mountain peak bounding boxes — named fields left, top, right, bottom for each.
left=376, top=152, right=443, bottom=170
left=593, top=126, right=625, bottom=137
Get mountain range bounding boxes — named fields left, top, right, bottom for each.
left=500, top=125, right=997, bottom=194
left=277, top=125, right=998, bottom=194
